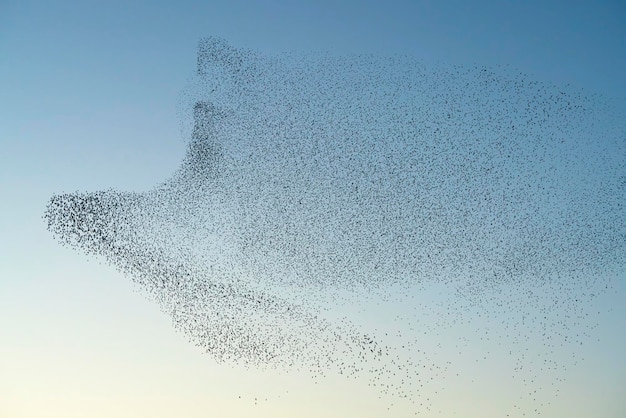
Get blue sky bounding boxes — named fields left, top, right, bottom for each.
left=1, top=1, right=625, bottom=417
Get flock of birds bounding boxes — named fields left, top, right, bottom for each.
left=44, top=37, right=624, bottom=416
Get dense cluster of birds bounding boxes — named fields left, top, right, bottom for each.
left=45, top=37, right=624, bottom=415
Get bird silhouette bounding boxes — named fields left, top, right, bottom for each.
left=44, top=36, right=625, bottom=415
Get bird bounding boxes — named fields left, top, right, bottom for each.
left=44, top=36, right=625, bottom=415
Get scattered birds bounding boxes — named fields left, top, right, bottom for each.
left=44, top=36, right=625, bottom=416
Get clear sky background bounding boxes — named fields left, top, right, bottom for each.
left=1, top=1, right=625, bottom=417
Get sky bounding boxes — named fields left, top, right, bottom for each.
left=1, top=1, right=625, bottom=417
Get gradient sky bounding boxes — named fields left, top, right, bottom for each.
left=1, top=1, right=625, bottom=417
